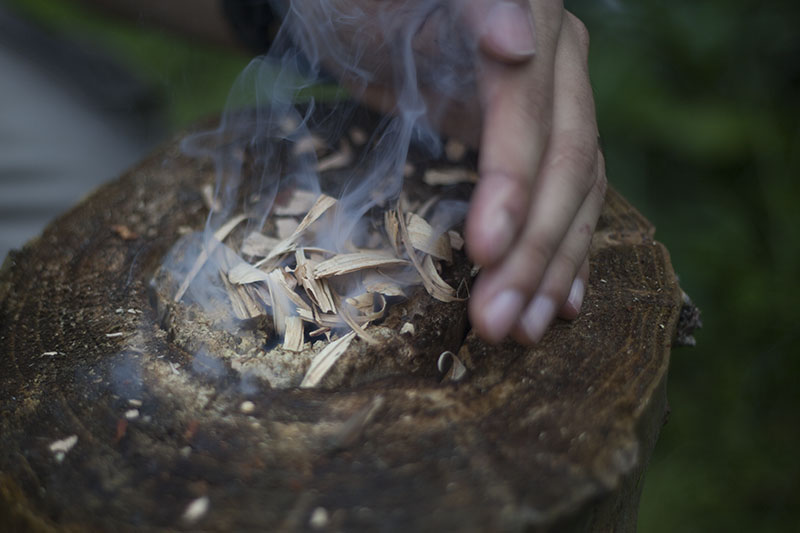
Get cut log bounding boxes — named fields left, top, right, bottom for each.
left=0, top=106, right=691, bottom=532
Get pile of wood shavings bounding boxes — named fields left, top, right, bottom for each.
left=174, top=188, right=468, bottom=355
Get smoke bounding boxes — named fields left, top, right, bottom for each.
left=163, top=0, right=481, bottom=339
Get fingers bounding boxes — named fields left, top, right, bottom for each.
left=559, top=257, right=590, bottom=320
left=469, top=11, right=601, bottom=343
left=512, top=159, right=606, bottom=344
left=464, top=2, right=564, bottom=268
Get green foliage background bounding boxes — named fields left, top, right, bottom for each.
left=7, top=0, right=799, bottom=530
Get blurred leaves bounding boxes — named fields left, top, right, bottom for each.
left=571, top=0, right=800, bottom=530
left=6, top=0, right=249, bottom=128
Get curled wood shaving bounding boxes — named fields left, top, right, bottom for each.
left=406, top=213, right=453, bottom=263
left=437, top=350, right=467, bottom=382
left=111, top=224, right=138, bottom=240
left=396, top=202, right=460, bottom=303
left=300, top=331, right=356, bottom=388
left=174, top=214, right=247, bottom=302
left=314, top=252, right=409, bottom=278
left=337, top=300, right=378, bottom=345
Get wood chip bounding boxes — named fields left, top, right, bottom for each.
left=283, top=316, right=305, bottom=352
left=406, top=213, right=452, bottom=262
left=300, top=331, right=357, bottom=388
left=49, top=435, right=78, bottom=455
left=111, top=224, right=138, bottom=240
left=295, top=250, right=336, bottom=313
left=384, top=210, right=402, bottom=256
left=448, top=230, right=464, bottom=251
left=182, top=496, right=210, bottom=525
left=444, top=139, right=467, bottom=161
left=291, top=135, right=327, bottom=157
left=423, top=168, right=478, bottom=186
left=400, top=322, right=415, bottom=335
left=316, top=140, right=353, bottom=173
left=361, top=271, right=406, bottom=298
left=314, top=252, right=409, bottom=278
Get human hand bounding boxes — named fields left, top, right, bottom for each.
left=288, top=0, right=606, bottom=345
left=461, top=2, right=606, bottom=344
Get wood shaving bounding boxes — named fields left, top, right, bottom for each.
left=241, top=232, right=282, bottom=257
left=300, top=331, right=357, bottom=388
left=283, top=316, right=305, bottom=352
left=111, top=224, right=138, bottom=240
left=174, top=214, right=247, bottom=302
left=448, top=230, right=464, bottom=251
left=314, top=252, right=409, bottom=278
left=423, top=168, right=478, bottom=186
left=437, top=350, right=467, bottom=382
left=406, top=213, right=452, bottom=262
left=184, top=175, right=469, bottom=385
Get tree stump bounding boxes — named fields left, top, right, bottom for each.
left=0, top=109, right=687, bottom=532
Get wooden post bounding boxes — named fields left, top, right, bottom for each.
left=0, top=109, right=688, bottom=532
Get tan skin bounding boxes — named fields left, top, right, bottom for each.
left=77, top=0, right=604, bottom=346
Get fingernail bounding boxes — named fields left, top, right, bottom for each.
left=567, top=278, right=586, bottom=315
left=481, top=207, right=514, bottom=263
left=521, top=295, right=556, bottom=343
left=482, top=290, right=525, bottom=342
left=484, top=2, right=536, bottom=58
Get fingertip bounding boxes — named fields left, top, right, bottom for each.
left=469, top=288, right=524, bottom=343
left=480, top=1, right=537, bottom=63
left=520, top=295, right=556, bottom=344
left=557, top=276, right=585, bottom=320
